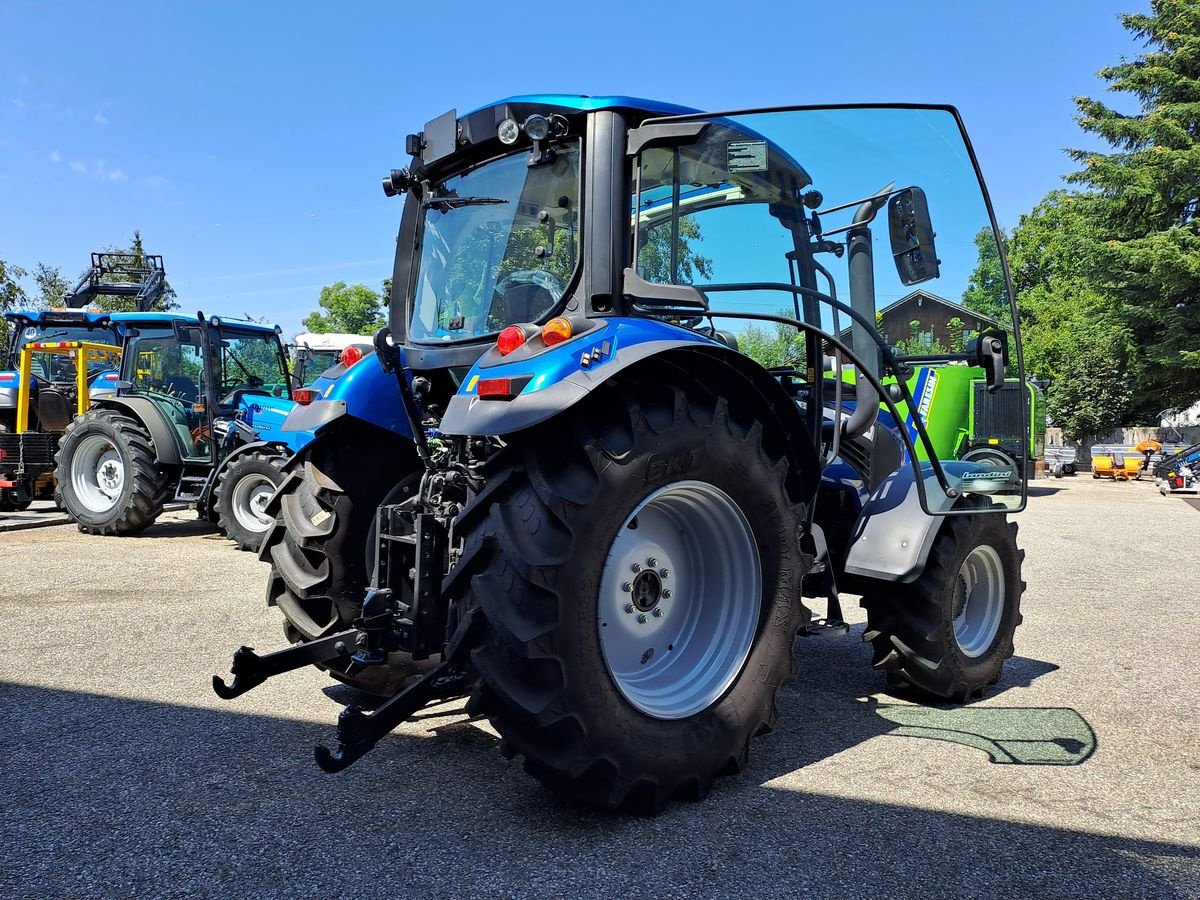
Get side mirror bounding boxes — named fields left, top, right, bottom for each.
left=887, top=187, right=940, bottom=285
left=970, top=329, right=1009, bottom=393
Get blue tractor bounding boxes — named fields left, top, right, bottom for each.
left=0, top=309, right=172, bottom=511
left=55, top=313, right=311, bottom=550
left=216, top=97, right=1029, bottom=812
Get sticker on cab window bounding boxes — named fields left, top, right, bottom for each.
left=728, top=140, right=768, bottom=173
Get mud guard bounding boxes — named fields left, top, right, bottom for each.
left=843, top=463, right=956, bottom=583
left=92, top=397, right=184, bottom=466
left=438, top=319, right=732, bottom=436
left=281, top=352, right=413, bottom=440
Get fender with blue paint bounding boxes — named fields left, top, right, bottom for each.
left=438, top=317, right=724, bottom=436
left=239, top=393, right=313, bottom=453
left=281, top=352, right=413, bottom=440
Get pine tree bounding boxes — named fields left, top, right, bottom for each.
left=1068, top=0, right=1200, bottom=416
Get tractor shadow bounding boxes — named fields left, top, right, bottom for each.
left=323, top=622, right=1074, bottom=775
left=3, top=675, right=1188, bottom=898
left=762, top=623, right=1079, bottom=775
left=1027, top=484, right=1066, bottom=497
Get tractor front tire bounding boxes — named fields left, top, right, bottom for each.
left=260, top=421, right=426, bottom=697
left=861, top=515, right=1025, bottom=702
left=54, top=409, right=167, bottom=535
left=451, top=380, right=810, bottom=813
left=214, top=451, right=286, bottom=552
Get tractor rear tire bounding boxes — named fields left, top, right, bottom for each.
left=260, top=421, right=427, bottom=697
left=450, top=381, right=810, bottom=813
left=860, top=515, right=1025, bottom=702
left=214, top=450, right=286, bottom=552
left=54, top=408, right=167, bottom=535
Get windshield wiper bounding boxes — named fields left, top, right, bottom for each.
left=422, top=195, right=509, bottom=212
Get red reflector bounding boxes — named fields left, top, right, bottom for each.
left=340, top=345, right=363, bottom=368
left=497, top=326, right=527, bottom=356
left=0, top=478, right=15, bottom=487
left=104, top=374, right=119, bottom=381
left=294, top=388, right=318, bottom=404
left=0, top=374, right=14, bottom=381
left=477, top=378, right=513, bottom=398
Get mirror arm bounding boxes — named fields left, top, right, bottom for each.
left=844, top=220, right=882, bottom=440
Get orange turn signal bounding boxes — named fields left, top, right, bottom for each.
left=541, top=317, right=573, bottom=347
left=340, top=345, right=363, bottom=368
left=497, top=325, right=528, bottom=356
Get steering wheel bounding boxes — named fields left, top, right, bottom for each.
left=150, top=387, right=192, bottom=413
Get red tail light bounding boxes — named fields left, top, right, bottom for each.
left=340, top=345, right=363, bottom=368
left=497, top=326, right=528, bottom=356
left=294, top=388, right=318, bottom=404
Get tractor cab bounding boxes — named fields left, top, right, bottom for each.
left=117, top=315, right=295, bottom=464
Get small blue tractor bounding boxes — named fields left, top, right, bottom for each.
left=216, top=97, right=1030, bottom=812
left=55, top=313, right=311, bottom=550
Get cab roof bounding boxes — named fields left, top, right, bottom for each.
left=4, top=309, right=279, bottom=334
left=472, top=95, right=700, bottom=118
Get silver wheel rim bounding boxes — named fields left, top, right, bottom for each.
left=231, top=473, right=276, bottom=533
left=71, top=434, right=124, bottom=513
left=597, top=480, right=761, bottom=720
left=953, top=544, right=1006, bottom=657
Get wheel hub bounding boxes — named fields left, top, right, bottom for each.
left=98, top=460, right=121, bottom=491
left=630, top=569, right=662, bottom=612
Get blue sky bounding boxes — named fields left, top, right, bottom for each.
left=0, top=1, right=1146, bottom=337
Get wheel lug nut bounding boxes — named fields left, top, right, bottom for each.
left=662, top=589, right=672, bottom=599
left=660, top=569, right=670, bottom=579
left=652, top=607, right=664, bottom=618
left=637, top=613, right=648, bottom=624
left=647, top=557, right=657, bottom=568
left=622, top=582, right=632, bottom=592
left=624, top=603, right=635, bottom=614
left=631, top=563, right=642, bottom=573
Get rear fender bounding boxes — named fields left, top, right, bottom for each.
left=280, top=353, right=413, bottom=441
left=92, top=397, right=183, bottom=466
left=439, top=317, right=821, bottom=501
left=439, top=318, right=727, bottom=436
left=842, top=463, right=954, bottom=583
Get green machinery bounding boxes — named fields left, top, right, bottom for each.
left=894, top=367, right=1044, bottom=478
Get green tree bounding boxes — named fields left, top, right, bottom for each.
left=303, top=281, right=386, bottom=335
left=737, top=314, right=805, bottom=369
left=962, top=228, right=1011, bottom=325
left=1063, top=0, right=1200, bottom=415
left=33, top=263, right=70, bottom=306
left=1007, top=191, right=1140, bottom=436
left=0, top=258, right=30, bottom=354
left=637, top=216, right=714, bottom=284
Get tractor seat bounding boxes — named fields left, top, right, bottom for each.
left=162, top=375, right=199, bottom=402
left=922, top=459, right=1014, bottom=496
left=491, top=282, right=556, bottom=325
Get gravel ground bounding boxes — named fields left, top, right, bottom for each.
left=1, top=477, right=1198, bottom=898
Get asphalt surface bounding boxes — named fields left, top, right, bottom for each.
left=1, top=477, right=1198, bottom=898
